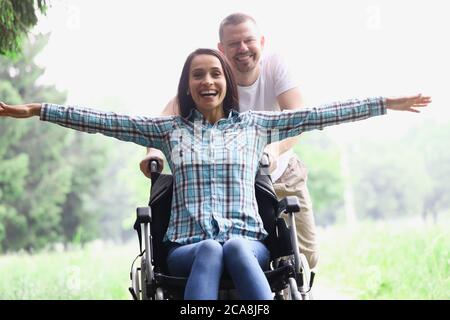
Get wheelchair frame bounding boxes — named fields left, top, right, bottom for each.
left=129, top=161, right=314, bottom=300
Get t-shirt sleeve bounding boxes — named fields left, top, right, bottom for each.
left=268, top=53, right=299, bottom=97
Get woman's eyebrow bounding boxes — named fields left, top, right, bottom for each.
left=191, top=67, right=221, bottom=72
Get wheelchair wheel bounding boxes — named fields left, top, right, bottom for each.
left=299, top=254, right=311, bottom=298
left=288, top=277, right=302, bottom=300
left=140, top=257, right=149, bottom=300
left=130, top=265, right=141, bottom=300
left=298, top=253, right=312, bottom=300
left=155, top=287, right=165, bottom=300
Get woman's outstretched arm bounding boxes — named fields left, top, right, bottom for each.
left=250, top=94, right=431, bottom=143
left=0, top=102, right=175, bottom=150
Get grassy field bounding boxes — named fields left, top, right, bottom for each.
left=0, top=240, right=135, bottom=299
left=317, top=218, right=449, bottom=299
left=0, top=219, right=448, bottom=299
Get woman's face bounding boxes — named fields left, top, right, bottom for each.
left=189, top=54, right=227, bottom=116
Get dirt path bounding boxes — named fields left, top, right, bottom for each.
left=311, top=281, right=356, bottom=300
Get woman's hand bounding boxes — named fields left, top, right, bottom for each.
left=385, top=94, right=432, bottom=113
left=0, top=102, right=42, bottom=118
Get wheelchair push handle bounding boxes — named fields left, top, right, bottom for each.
left=260, top=152, right=270, bottom=168
left=148, top=158, right=164, bottom=173
left=148, top=159, right=162, bottom=184
left=149, top=160, right=159, bottom=173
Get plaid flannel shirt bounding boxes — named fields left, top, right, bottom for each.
left=41, top=97, right=386, bottom=244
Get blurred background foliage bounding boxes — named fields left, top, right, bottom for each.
left=295, top=122, right=450, bottom=227
left=0, top=34, right=148, bottom=253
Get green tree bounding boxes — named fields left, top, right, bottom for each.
left=348, top=138, right=429, bottom=221
left=294, top=134, right=345, bottom=226
left=0, top=34, right=71, bottom=251
left=0, top=81, right=30, bottom=249
left=410, top=121, right=450, bottom=222
left=0, top=0, right=47, bottom=57
left=0, top=34, right=112, bottom=251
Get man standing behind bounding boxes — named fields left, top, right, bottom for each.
left=140, top=13, right=319, bottom=270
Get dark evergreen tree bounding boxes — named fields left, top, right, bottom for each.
left=0, top=34, right=110, bottom=252
left=0, top=0, right=47, bottom=57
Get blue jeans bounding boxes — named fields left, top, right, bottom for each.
left=166, top=238, right=272, bottom=300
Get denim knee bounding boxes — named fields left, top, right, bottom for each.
left=195, top=239, right=223, bottom=261
left=223, top=238, right=270, bottom=270
left=222, top=238, right=247, bottom=259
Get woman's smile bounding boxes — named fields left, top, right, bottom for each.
left=189, top=54, right=227, bottom=122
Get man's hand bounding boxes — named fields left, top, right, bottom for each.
left=386, top=94, right=432, bottom=113
left=263, top=148, right=278, bottom=174
left=139, top=97, right=178, bottom=178
left=140, top=149, right=165, bottom=178
left=0, top=102, right=41, bottom=118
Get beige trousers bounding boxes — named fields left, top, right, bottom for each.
left=272, top=155, right=319, bottom=269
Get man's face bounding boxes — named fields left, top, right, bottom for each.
left=219, top=21, right=265, bottom=74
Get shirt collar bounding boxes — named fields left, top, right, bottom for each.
left=186, top=108, right=204, bottom=122
left=186, top=108, right=240, bottom=124
left=228, top=109, right=239, bottom=118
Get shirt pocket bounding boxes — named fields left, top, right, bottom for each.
left=170, top=131, right=199, bottom=167
left=224, top=130, right=247, bottom=152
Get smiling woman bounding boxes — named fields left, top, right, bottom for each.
left=178, top=49, right=239, bottom=123
left=187, top=54, right=228, bottom=123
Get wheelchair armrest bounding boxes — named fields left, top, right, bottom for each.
left=136, top=207, right=152, bottom=223
left=133, top=207, right=152, bottom=256
left=277, top=196, right=300, bottom=217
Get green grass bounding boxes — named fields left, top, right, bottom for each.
left=0, top=241, right=137, bottom=299
left=1, top=220, right=448, bottom=300
left=317, top=219, right=450, bottom=299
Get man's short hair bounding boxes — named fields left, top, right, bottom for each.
left=219, top=13, right=257, bottom=43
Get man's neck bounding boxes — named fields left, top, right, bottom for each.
left=236, top=66, right=260, bottom=87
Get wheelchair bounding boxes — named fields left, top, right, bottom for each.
left=129, top=158, right=315, bottom=300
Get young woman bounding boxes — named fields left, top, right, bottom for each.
left=0, top=48, right=431, bottom=300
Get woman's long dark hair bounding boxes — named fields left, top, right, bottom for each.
left=177, top=48, right=239, bottom=119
